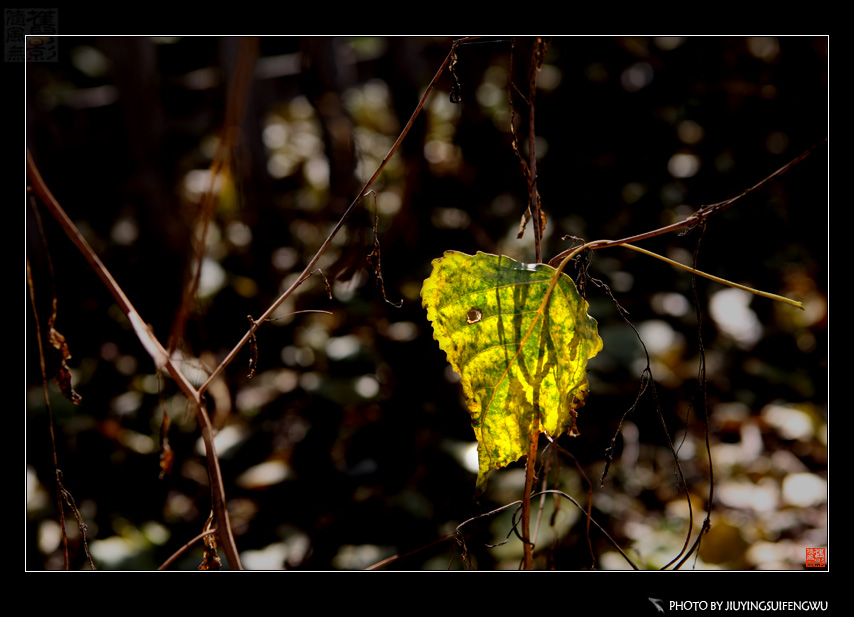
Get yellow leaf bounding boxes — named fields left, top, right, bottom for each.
left=422, top=251, right=602, bottom=492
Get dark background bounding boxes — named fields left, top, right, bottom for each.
left=26, top=36, right=827, bottom=572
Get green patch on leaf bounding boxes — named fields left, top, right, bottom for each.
left=422, top=251, right=603, bottom=493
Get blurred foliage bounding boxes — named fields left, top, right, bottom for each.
left=26, top=36, right=826, bottom=571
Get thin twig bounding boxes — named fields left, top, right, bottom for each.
left=669, top=228, right=714, bottom=570
left=622, top=243, right=804, bottom=309
left=543, top=437, right=597, bottom=568
left=363, top=533, right=457, bottom=571
left=55, top=471, right=96, bottom=570
left=532, top=490, right=638, bottom=570
left=547, top=139, right=827, bottom=268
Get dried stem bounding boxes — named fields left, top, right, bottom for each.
left=526, top=38, right=547, bottom=264
left=519, top=38, right=549, bottom=569
left=521, top=433, right=538, bottom=569
left=169, top=36, right=259, bottom=354
left=199, top=37, right=475, bottom=396
left=26, top=150, right=243, bottom=571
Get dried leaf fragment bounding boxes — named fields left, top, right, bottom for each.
left=159, top=410, right=173, bottom=479
left=48, top=309, right=81, bottom=404
left=367, top=205, right=403, bottom=308
left=198, top=546, right=223, bottom=570
left=247, top=315, right=258, bottom=379
left=198, top=512, right=222, bottom=570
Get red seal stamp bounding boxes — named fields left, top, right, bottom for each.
left=806, top=547, right=826, bottom=567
